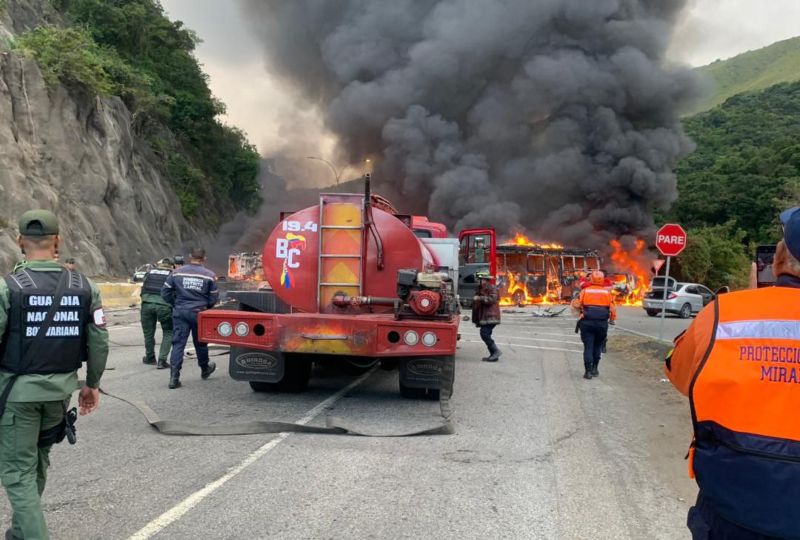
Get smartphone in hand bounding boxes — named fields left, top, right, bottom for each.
left=756, top=245, right=777, bottom=288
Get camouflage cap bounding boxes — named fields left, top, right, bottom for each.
left=18, top=209, right=59, bottom=236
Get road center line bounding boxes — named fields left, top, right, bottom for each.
left=461, top=339, right=582, bottom=354
left=126, top=368, right=377, bottom=540
left=615, top=325, right=674, bottom=344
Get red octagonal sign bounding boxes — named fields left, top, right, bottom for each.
left=656, top=224, right=688, bottom=257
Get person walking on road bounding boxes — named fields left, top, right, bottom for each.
left=140, top=258, right=174, bottom=369
left=162, top=248, right=218, bottom=389
left=0, top=210, right=108, bottom=540
left=572, top=270, right=616, bottom=380
left=472, top=270, right=502, bottom=362
left=666, top=207, right=800, bottom=540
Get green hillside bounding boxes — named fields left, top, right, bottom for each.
left=693, top=36, right=800, bottom=113
left=673, top=80, right=800, bottom=243
left=666, top=80, right=800, bottom=289
left=12, top=0, right=261, bottom=223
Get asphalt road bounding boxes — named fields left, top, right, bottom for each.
left=0, top=307, right=697, bottom=539
left=614, top=305, right=694, bottom=343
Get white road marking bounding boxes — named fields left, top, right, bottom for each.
left=462, top=339, right=582, bottom=354
left=461, top=333, right=580, bottom=345
left=615, top=325, right=673, bottom=344
left=468, top=322, right=577, bottom=330
left=463, top=329, right=577, bottom=339
left=127, top=368, right=376, bottom=540
left=109, top=324, right=139, bottom=331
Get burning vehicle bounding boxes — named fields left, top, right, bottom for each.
left=463, top=233, right=654, bottom=308
left=608, top=240, right=651, bottom=306
left=493, top=234, right=600, bottom=306
left=227, top=252, right=265, bottom=281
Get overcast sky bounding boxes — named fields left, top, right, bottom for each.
left=160, top=0, right=800, bottom=156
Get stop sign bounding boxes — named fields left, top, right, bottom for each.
left=656, top=224, right=688, bottom=257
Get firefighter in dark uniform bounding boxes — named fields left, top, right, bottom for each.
left=0, top=210, right=108, bottom=540
left=140, top=258, right=174, bottom=369
left=472, top=270, right=502, bottom=362
left=162, top=248, right=218, bottom=389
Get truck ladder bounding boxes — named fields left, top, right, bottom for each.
left=317, top=194, right=365, bottom=310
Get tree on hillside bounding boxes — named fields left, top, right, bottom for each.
left=672, top=81, right=800, bottom=246
left=19, top=0, right=261, bottom=220
left=675, top=224, right=751, bottom=291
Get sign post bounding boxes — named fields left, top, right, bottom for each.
left=655, top=224, right=688, bottom=341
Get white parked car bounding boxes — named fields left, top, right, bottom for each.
left=642, top=277, right=716, bottom=319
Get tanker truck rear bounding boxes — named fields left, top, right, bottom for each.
left=197, top=176, right=494, bottom=397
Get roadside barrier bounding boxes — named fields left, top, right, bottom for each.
left=97, top=282, right=141, bottom=309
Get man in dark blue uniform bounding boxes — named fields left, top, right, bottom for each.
left=161, top=248, right=218, bottom=389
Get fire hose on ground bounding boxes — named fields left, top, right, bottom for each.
left=95, top=347, right=455, bottom=437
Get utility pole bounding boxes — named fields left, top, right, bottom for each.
left=305, top=156, right=341, bottom=186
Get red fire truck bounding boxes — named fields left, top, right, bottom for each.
left=198, top=176, right=495, bottom=398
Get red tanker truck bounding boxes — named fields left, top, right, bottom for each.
left=197, top=176, right=496, bottom=398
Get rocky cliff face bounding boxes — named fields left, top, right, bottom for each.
left=0, top=1, right=201, bottom=277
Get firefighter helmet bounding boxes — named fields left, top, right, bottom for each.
left=590, top=270, right=605, bottom=285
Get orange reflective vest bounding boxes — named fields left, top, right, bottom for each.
left=667, top=287, right=800, bottom=538
left=576, top=285, right=616, bottom=322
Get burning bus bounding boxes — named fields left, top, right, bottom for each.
left=491, top=234, right=653, bottom=307
left=495, top=234, right=601, bottom=306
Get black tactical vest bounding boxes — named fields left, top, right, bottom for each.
left=0, top=268, right=92, bottom=374
left=141, top=268, right=171, bottom=296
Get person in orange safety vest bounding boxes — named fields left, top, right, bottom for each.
left=572, top=270, right=616, bottom=380
left=666, top=206, right=800, bottom=540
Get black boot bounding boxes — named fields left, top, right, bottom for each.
left=142, top=356, right=156, bottom=365
left=591, top=364, right=599, bottom=377
left=156, top=359, right=169, bottom=370
left=583, top=369, right=593, bottom=380
left=201, top=362, right=217, bottom=380
left=168, top=373, right=181, bottom=389
left=486, top=345, right=502, bottom=362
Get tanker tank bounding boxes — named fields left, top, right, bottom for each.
left=197, top=176, right=463, bottom=398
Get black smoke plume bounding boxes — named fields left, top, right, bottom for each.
left=240, top=0, right=700, bottom=247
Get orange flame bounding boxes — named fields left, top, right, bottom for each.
left=498, top=272, right=559, bottom=306
left=608, top=239, right=652, bottom=306
left=508, top=233, right=564, bottom=250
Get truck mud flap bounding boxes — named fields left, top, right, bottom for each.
left=97, top=355, right=455, bottom=437
left=229, top=347, right=284, bottom=383
left=399, top=357, right=448, bottom=389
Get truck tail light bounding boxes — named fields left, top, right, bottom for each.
left=235, top=322, right=250, bottom=337
left=422, top=332, right=437, bottom=347
left=404, top=331, right=419, bottom=346
left=217, top=322, right=233, bottom=337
